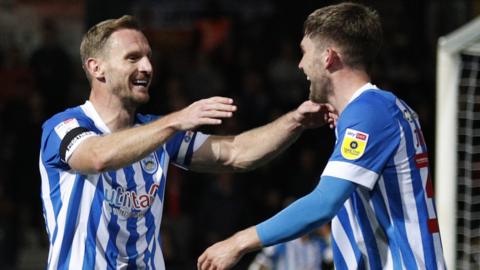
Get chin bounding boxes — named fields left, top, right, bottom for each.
left=135, top=95, right=150, bottom=104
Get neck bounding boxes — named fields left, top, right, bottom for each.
left=329, top=68, right=370, bottom=114
left=89, top=88, right=136, bottom=132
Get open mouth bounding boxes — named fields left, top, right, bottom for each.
left=131, top=78, right=149, bottom=87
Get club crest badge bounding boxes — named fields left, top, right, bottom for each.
left=141, top=152, right=158, bottom=174
left=341, top=128, right=369, bottom=160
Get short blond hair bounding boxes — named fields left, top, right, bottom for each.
left=80, top=15, right=141, bottom=81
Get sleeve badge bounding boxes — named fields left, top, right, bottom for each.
left=340, top=128, right=369, bottom=160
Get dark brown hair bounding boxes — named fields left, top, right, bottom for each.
left=304, top=2, right=382, bottom=69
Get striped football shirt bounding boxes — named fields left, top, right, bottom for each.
left=39, top=101, right=208, bottom=269
left=321, top=83, right=446, bottom=269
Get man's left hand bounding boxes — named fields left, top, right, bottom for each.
left=292, top=101, right=338, bottom=129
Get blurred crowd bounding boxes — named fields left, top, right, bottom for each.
left=0, top=0, right=476, bottom=269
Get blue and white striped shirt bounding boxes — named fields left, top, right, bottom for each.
left=39, top=101, right=208, bottom=269
left=322, top=83, right=446, bottom=269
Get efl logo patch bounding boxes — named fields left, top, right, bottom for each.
left=341, top=128, right=369, bottom=160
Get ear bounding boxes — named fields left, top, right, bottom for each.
left=85, top=58, right=105, bottom=81
left=324, top=48, right=340, bottom=70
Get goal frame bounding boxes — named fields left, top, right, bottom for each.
left=436, top=16, right=480, bottom=270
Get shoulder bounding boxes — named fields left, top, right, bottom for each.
left=339, top=89, right=397, bottom=131
left=43, top=106, right=90, bottom=130
left=41, top=105, right=97, bottom=143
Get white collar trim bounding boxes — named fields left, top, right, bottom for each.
left=80, top=100, right=111, bottom=134
left=348, top=82, right=378, bottom=104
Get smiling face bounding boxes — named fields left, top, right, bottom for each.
left=99, top=29, right=153, bottom=106
left=298, top=36, right=333, bottom=104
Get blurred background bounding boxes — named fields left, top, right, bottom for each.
left=0, top=0, right=478, bottom=269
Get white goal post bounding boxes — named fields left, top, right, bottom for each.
left=436, top=16, right=480, bottom=270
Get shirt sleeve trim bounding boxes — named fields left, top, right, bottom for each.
left=321, top=161, right=378, bottom=189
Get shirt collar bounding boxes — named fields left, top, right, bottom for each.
left=80, top=100, right=112, bottom=134
left=347, top=82, right=378, bottom=104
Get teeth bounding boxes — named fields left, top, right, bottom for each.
left=307, top=76, right=310, bottom=81
left=133, top=79, right=148, bottom=86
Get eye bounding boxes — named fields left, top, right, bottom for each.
left=126, top=53, right=141, bottom=62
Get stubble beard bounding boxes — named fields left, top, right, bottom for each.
left=111, top=83, right=150, bottom=111
left=309, top=74, right=333, bottom=104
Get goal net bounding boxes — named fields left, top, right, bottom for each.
left=436, top=16, right=480, bottom=270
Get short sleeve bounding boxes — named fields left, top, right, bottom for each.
left=166, top=130, right=209, bottom=170
left=41, top=113, right=98, bottom=169
left=322, top=92, right=400, bottom=189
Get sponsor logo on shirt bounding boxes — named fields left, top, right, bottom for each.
left=54, top=118, right=79, bottom=139
left=104, top=183, right=159, bottom=218
left=341, top=128, right=369, bottom=160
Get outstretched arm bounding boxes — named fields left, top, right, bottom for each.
left=197, top=176, right=356, bottom=270
left=68, top=97, right=236, bottom=173
left=190, top=101, right=337, bottom=172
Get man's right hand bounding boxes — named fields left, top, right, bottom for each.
left=170, top=96, right=237, bottom=130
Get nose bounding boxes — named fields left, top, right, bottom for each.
left=298, top=57, right=304, bottom=70
left=139, top=56, right=153, bottom=74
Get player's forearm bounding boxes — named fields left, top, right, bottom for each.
left=70, top=113, right=180, bottom=173
left=227, top=227, right=263, bottom=257
left=227, top=111, right=304, bottom=171
left=256, top=177, right=356, bottom=246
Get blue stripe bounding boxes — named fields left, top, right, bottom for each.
left=383, top=159, right=417, bottom=269
left=183, top=132, right=197, bottom=166
left=57, top=175, right=85, bottom=269
left=351, top=193, right=382, bottom=269
left=332, top=236, right=349, bottom=270
left=150, top=235, right=157, bottom=270
left=82, top=177, right=104, bottom=270
left=141, top=155, right=158, bottom=269
left=106, top=215, right=120, bottom=270
left=399, top=100, right=428, bottom=154
left=398, top=115, right=437, bottom=269
left=123, top=166, right=139, bottom=268
left=371, top=184, right=403, bottom=269
left=106, top=171, right=120, bottom=269
left=337, top=206, right=364, bottom=269
left=157, top=153, right=167, bottom=203
left=47, top=169, right=62, bottom=245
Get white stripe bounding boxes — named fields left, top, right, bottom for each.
left=397, top=101, right=443, bottom=268
left=47, top=170, right=76, bottom=269
left=395, top=124, right=425, bottom=269
left=39, top=155, right=56, bottom=244
left=176, top=131, right=194, bottom=165
left=433, top=233, right=446, bottom=269
left=193, top=132, right=209, bottom=151
left=332, top=214, right=358, bottom=270
left=322, top=161, right=379, bottom=189
left=114, top=169, right=131, bottom=265
left=68, top=177, right=98, bottom=269
left=151, top=153, right=167, bottom=269
left=343, top=199, right=370, bottom=269
left=378, top=176, right=406, bottom=269
left=39, top=156, right=56, bottom=266
left=132, top=162, right=147, bottom=268
left=358, top=188, right=393, bottom=269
